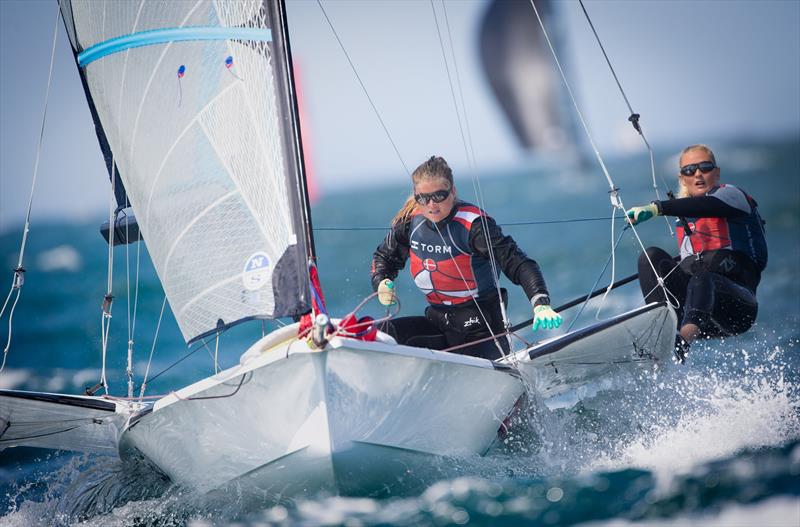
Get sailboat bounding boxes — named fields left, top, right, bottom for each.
left=0, top=0, right=676, bottom=499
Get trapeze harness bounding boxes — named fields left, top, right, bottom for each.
left=639, top=184, right=767, bottom=337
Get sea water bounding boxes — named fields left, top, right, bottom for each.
left=0, top=138, right=798, bottom=526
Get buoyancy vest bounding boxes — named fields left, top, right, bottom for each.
left=408, top=203, right=497, bottom=305
left=675, top=185, right=767, bottom=292
left=676, top=185, right=767, bottom=272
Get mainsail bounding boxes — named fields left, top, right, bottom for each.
left=60, top=0, right=313, bottom=343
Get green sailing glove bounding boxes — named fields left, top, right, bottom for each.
left=626, top=203, right=659, bottom=226
left=532, top=304, right=562, bottom=331
left=377, top=278, right=397, bottom=306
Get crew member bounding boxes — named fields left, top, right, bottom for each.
left=626, top=144, right=767, bottom=353
left=371, top=156, right=562, bottom=360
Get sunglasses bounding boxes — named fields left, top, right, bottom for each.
left=680, top=161, right=716, bottom=177
left=414, top=188, right=451, bottom=205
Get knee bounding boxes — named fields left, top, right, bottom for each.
left=688, top=271, right=714, bottom=287
left=639, top=247, right=671, bottom=273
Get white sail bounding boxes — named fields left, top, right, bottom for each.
left=61, top=0, right=312, bottom=342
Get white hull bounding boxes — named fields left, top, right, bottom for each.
left=0, top=391, right=136, bottom=454
left=1, top=304, right=676, bottom=500
left=119, top=332, right=523, bottom=496
left=509, top=302, right=677, bottom=400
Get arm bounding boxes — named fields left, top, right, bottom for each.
left=656, top=195, right=749, bottom=219
left=370, top=220, right=411, bottom=291
left=469, top=216, right=551, bottom=306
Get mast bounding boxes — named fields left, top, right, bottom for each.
left=271, top=0, right=317, bottom=262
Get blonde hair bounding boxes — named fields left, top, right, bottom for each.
left=391, top=156, right=455, bottom=225
left=677, top=144, right=717, bottom=197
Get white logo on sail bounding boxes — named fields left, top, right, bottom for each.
left=243, top=252, right=271, bottom=291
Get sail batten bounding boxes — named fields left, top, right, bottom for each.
left=62, top=0, right=313, bottom=342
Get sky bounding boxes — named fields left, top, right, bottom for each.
left=0, top=0, right=798, bottom=232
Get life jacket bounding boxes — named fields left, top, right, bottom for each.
left=407, top=202, right=497, bottom=306
left=675, top=184, right=767, bottom=272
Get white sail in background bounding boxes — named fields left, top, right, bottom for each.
left=60, top=0, right=312, bottom=342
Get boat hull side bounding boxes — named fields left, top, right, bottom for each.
left=514, top=303, right=677, bottom=398
left=120, top=350, right=332, bottom=493
left=120, top=341, right=523, bottom=496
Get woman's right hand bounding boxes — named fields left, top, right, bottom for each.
left=377, top=279, right=397, bottom=306
left=532, top=305, right=562, bottom=331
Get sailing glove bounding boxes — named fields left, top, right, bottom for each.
left=377, top=278, right=397, bottom=306
left=532, top=304, right=562, bottom=331
left=626, top=203, right=659, bottom=225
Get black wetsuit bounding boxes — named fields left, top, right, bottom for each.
left=638, top=185, right=767, bottom=339
left=372, top=201, right=550, bottom=360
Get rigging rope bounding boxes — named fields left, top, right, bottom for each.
left=527, top=0, right=672, bottom=310
left=315, top=0, right=408, bottom=174
left=429, top=0, right=510, bottom=351
left=440, top=1, right=478, bottom=168
left=431, top=222, right=507, bottom=358
left=566, top=225, right=630, bottom=332
left=138, top=294, right=167, bottom=400
left=577, top=0, right=674, bottom=236
left=312, top=215, right=627, bottom=232
left=124, top=215, right=143, bottom=398
left=429, top=0, right=471, bottom=166
left=0, top=4, right=61, bottom=375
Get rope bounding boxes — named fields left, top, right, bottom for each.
left=430, top=222, right=507, bottom=358
left=429, top=0, right=510, bottom=350
left=566, top=225, right=630, bottom=332
left=135, top=338, right=205, bottom=392
left=99, top=184, right=117, bottom=395
left=171, top=372, right=251, bottom=401
left=527, top=0, right=670, bottom=308
left=597, top=204, right=620, bottom=317
left=331, top=292, right=399, bottom=339
left=138, top=294, right=167, bottom=400
left=312, top=215, right=627, bottom=232
left=124, top=215, right=143, bottom=398
left=577, top=0, right=674, bottom=236
left=440, top=0, right=477, bottom=167
left=429, top=0, right=471, bottom=166
left=315, top=0, right=408, bottom=174
left=0, top=4, right=61, bottom=375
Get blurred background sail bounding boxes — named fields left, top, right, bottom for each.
left=479, top=0, right=576, bottom=156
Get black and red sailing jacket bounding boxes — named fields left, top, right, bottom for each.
left=371, top=201, right=550, bottom=307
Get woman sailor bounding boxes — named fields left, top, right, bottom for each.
left=371, top=156, right=561, bottom=360
left=626, top=144, right=768, bottom=353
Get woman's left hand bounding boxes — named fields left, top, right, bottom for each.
left=532, top=305, right=562, bottom=331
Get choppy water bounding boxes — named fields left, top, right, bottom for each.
left=1, top=137, right=798, bottom=525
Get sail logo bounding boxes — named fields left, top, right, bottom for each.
left=243, top=252, right=271, bottom=291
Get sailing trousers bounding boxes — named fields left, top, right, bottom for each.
left=638, top=247, right=758, bottom=338
left=379, top=291, right=510, bottom=360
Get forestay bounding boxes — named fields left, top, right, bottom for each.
left=60, top=0, right=312, bottom=343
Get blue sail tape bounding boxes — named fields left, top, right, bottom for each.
left=78, top=26, right=272, bottom=67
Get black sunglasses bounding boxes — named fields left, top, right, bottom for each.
left=680, top=161, right=716, bottom=177
left=414, top=188, right=451, bottom=205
